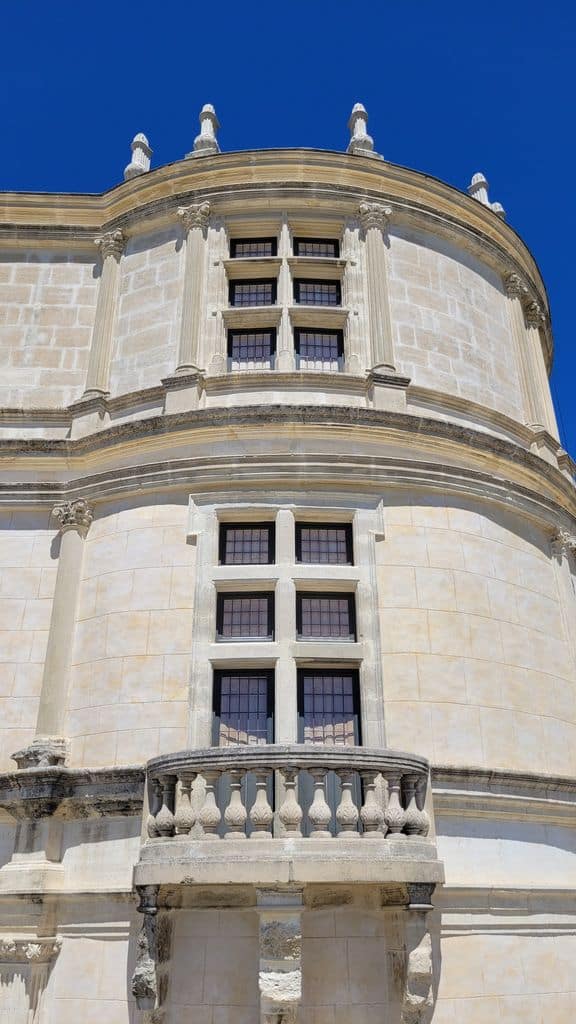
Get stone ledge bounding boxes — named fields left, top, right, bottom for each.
left=431, top=763, right=576, bottom=799
left=0, top=765, right=144, bottom=821
left=134, top=836, right=444, bottom=890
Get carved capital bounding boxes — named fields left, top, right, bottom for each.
left=551, top=529, right=576, bottom=557
left=523, top=299, right=546, bottom=329
left=52, top=499, right=94, bottom=534
left=0, top=938, right=61, bottom=964
left=359, top=201, right=392, bottom=233
left=95, top=229, right=125, bottom=261
left=178, top=201, right=210, bottom=235
left=503, top=272, right=527, bottom=300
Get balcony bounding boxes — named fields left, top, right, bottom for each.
left=134, top=744, right=444, bottom=891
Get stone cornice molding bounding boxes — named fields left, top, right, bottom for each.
left=52, top=498, right=94, bottom=533
left=0, top=938, right=61, bottom=964
left=0, top=407, right=573, bottom=524
left=0, top=764, right=144, bottom=822
left=94, top=228, right=125, bottom=261
left=177, top=200, right=210, bottom=234
left=359, top=200, right=393, bottom=233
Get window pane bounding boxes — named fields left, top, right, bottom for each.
left=228, top=330, right=274, bottom=369
left=231, top=238, right=276, bottom=258
left=300, top=671, right=357, bottom=746
left=231, top=281, right=275, bottom=306
left=294, top=238, right=339, bottom=258
left=296, top=330, right=342, bottom=371
left=295, top=280, right=340, bottom=306
left=298, top=595, right=354, bottom=639
left=218, top=672, right=270, bottom=746
left=221, top=525, right=272, bottom=564
left=298, top=525, right=351, bottom=564
left=219, top=595, right=272, bottom=639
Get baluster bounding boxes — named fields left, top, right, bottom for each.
left=174, top=771, right=197, bottom=835
left=415, top=777, right=431, bottom=836
left=278, top=768, right=303, bottom=836
left=224, top=769, right=248, bottom=839
left=249, top=769, right=274, bottom=839
left=308, top=768, right=332, bottom=839
left=403, top=775, right=420, bottom=835
left=383, top=773, right=406, bottom=835
left=198, top=769, right=222, bottom=837
left=360, top=770, right=385, bottom=838
left=336, top=770, right=359, bottom=837
left=146, top=777, right=162, bottom=838
left=155, top=774, right=177, bottom=837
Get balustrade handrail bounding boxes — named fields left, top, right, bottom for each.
left=145, top=745, right=431, bottom=842
left=147, top=744, right=429, bottom=778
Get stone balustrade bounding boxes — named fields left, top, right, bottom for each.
left=145, top=744, right=430, bottom=841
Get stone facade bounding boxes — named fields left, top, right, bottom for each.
left=0, top=112, right=574, bottom=1023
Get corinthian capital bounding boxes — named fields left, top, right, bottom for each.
left=523, top=299, right=546, bottom=329
left=551, top=529, right=576, bottom=557
left=178, top=201, right=210, bottom=235
left=0, top=938, right=61, bottom=963
left=359, top=201, right=392, bottom=233
left=52, top=499, right=94, bottom=533
left=95, top=229, right=125, bottom=261
left=503, top=272, right=527, bottom=300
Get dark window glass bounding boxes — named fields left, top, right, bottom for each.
left=295, top=329, right=343, bottom=370
left=228, top=329, right=275, bottom=369
left=296, top=593, right=356, bottom=640
left=231, top=238, right=277, bottom=258
left=213, top=670, right=274, bottom=746
left=298, top=670, right=360, bottom=746
left=230, top=280, right=276, bottom=307
left=294, top=238, right=339, bottom=258
left=296, top=523, right=353, bottom=564
left=219, top=523, right=275, bottom=565
left=217, top=592, right=274, bottom=640
left=294, top=279, right=341, bottom=306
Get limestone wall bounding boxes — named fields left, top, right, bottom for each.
left=0, top=510, right=55, bottom=769
left=109, top=228, right=182, bottom=397
left=0, top=252, right=97, bottom=408
left=378, top=498, right=576, bottom=775
left=389, top=230, right=523, bottom=421
left=66, top=501, right=195, bottom=767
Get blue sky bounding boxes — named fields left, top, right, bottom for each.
left=1, top=1, right=574, bottom=452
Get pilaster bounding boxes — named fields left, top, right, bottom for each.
left=551, top=529, right=576, bottom=668
left=175, top=201, right=210, bottom=375
left=256, top=889, right=303, bottom=1024
left=81, top=229, right=125, bottom=399
left=12, top=499, right=93, bottom=770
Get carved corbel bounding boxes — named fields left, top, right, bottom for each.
left=400, top=884, right=435, bottom=1024
left=257, top=890, right=303, bottom=1024
left=132, top=885, right=160, bottom=1011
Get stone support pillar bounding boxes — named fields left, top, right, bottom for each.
left=359, top=202, right=395, bottom=373
left=82, top=230, right=125, bottom=399
left=504, top=273, right=558, bottom=438
left=551, top=530, right=576, bottom=667
left=256, top=889, right=303, bottom=1024
left=341, top=218, right=365, bottom=374
left=13, top=500, right=93, bottom=768
left=175, top=202, right=210, bottom=374
left=504, top=273, right=540, bottom=427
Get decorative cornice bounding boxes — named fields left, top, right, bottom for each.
left=0, top=764, right=144, bottom=821
left=94, top=228, right=125, bottom=261
left=52, top=498, right=94, bottom=533
left=177, top=201, right=210, bottom=234
left=358, top=201, right=392, bottom=232
left=0, top=938, right=61, bottom=963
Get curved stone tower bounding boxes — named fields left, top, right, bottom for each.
left=0, top=108, right=574, bottom=1023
